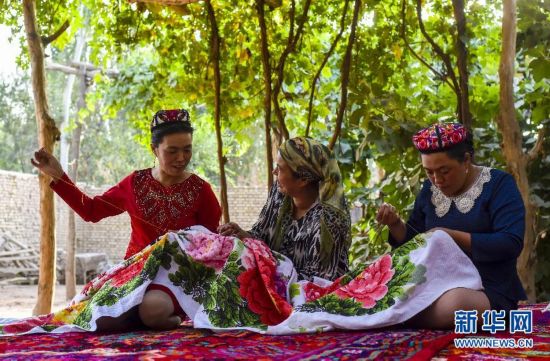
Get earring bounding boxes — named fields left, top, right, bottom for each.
left=153, top=157, right=157, bottom=168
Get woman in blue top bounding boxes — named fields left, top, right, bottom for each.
left=377, top=123, right=526, bottom=329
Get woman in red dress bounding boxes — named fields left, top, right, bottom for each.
left=31, top=109, right=222, bottom=330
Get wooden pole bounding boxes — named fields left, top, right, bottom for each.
left=23, top=0, right=61, bottom=315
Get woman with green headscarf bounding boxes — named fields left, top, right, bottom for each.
left=218, top=137, right=352, bottom=281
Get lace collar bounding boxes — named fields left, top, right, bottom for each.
left=430, top=166, right=491, bottom=217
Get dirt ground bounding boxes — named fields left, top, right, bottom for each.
left=0, top=284, right=83, bottom=318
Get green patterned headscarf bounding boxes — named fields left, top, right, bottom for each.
left=272, top=137, right=351, bottom=265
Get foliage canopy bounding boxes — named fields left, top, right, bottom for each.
left=0, top=0, right=548, bottom=298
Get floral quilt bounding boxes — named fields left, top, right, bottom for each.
left=1, top=227, right=483, bottom=335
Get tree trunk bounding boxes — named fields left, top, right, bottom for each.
left=256, top=0, right=274, bottom=190
left=23, top=0, right=61, bottom=315
left=65, top=140, right=80, bottom=298
left=206, top=0, right=230, bottom=223
left=496, top=0, right=536, bottom=301
left=451, top=0, right=472, bottom=130
left=59, top=28, right=86, bottom=172
left=415, top=0, right=462, bottom=123
left=271, top=0, right=311, bottom=142
left=329, top=0, right=360, bottom=150
left=66, top=72, right=87, bottom=300
left=64, top=28, right=87, bottom=300
left=307, top=0, right=349, bottom=137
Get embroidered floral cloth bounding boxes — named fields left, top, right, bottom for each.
left=1, top=227, right=483, bottom=335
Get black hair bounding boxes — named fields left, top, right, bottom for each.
left=151, top=121, right=194, bottom=148
left=420, top=132, right=475, bottom=163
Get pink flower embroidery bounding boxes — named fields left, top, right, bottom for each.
left=2, top=313, right=58, bottom=334
left=186, top=233, right=234, bottom=270
left=237, top=266, right=291, bottom=325
left=237, top=237, right=292, bottom=325
left=241, top=238, right=276, bottom=270
left=335, top=254, right=395, bottom=309
left=110, top=256, right=147, bottom=287
left=304, top=277, right=343, bottom=302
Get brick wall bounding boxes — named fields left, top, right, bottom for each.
left=0, top=170, right=267, bottom=263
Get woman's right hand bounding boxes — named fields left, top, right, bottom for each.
left=376, top=203, right=401, bottom=227
left=376, top=203, right=407, bottom=244
left=31, top=148, right=64, bottom=181
left=217, top=222, right=250, bottom=239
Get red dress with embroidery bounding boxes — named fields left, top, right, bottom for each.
left=51, top=169, right=222, bottom=259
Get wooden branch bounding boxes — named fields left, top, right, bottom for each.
left=288, top=0, right=296, bottom=44
left=265, top=0, right=282, bottom=9
left=256, top=0, right=274, bottom=189
left=41, top=20, right=69, bottom=46
left=205, top=0, right=230, bottom=223
left=306, top=0, right=350, bottom=137
left=400, top=0, right=455, bottom=91
left=272, top=0, right=312, bottom=140
left=528, top=125, right=547, bottom=162
left=415, top=0, right=462, bottom=109
left=328, top=0, right=360, bottom=150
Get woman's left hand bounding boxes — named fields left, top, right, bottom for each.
left=428, top=227, right=472, bottom=252
left=428, top=227, right=450, bottom=234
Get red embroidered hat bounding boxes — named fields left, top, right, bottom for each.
left=151, top=109, right=190, bottom=130
left=412, top=123, right=468, bottom=152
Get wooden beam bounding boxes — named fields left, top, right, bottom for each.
left=0, top=267, right=40, bottom=275
left=46, top=62, right=119, bottom=78
left=0, top=249, right=37, bottom=257
left=0, top=277, right=31, bottom=285
left=69, top=61, right=101, bottom=71
left=0, top=254, right=40, bottom=262
left=46, top=62, right=83, bottom=75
